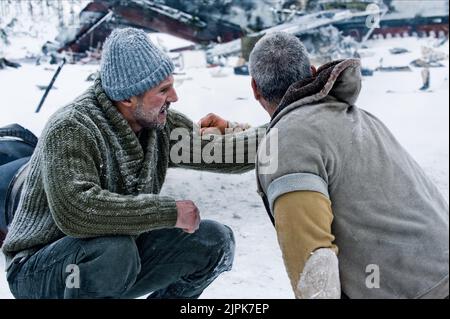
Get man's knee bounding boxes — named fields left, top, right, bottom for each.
left=75, top=236, right=140, bottom=295
left=197, top=220, right=235, bottom=271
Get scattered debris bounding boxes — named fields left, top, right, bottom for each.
left=234, top=65, right=249, bottom=76
left=36, top=85, right=58, bottom=91
left=420, top=68, right=431, bottom=91
left=42, top=41, right=60, bottom=55
left=0, top=58, right=21, bottom=69
left=385, top=89, right=434, bottom=94
left=410, top=59, right=444, bottom=68
left=36, top=50, right=66, bottom=66
left=361, top=68, right=374, bottom=76
left=421, top=46, right=449, bottom=63
left=170, top=44, right=197, bottom=53
left=376, top=66, right=412, bottom=72
left=408, top=45, right=449, bottom=69
left=390, top=47, right=409, bottom=55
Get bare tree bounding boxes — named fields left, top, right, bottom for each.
left=28, top=0, right=34, bottom=19
left=57, top=0, right=65, bottom=28
left=70, top=0, right=76, bottom=26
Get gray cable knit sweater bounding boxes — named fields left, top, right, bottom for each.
left=2, top=78, right=262, bottom=268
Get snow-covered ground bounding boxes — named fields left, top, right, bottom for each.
left=0, top=35, right=448, bottom=299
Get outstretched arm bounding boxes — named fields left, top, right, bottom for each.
left=167, top=110, right=267, bottom=174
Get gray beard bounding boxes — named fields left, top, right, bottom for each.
left=134, top=102, right=167, bottom=131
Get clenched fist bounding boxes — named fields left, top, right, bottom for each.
left=175, top=200, right=201, bottom=234
left=198, top=113, right=229, bottom=135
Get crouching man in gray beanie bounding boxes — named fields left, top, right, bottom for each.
left=2, top=28, right=260, bottom=299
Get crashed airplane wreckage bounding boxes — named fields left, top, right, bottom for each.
left=56, top=0, right=449, bottom=60
left=206, top=6, right=388, bottom=60
left=58, top=0, right=383, bottom=59
left=57, top=0, right=243, bottom=55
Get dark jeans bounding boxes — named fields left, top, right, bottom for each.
left=6, top=220, right=235, bottom=299
left=1, top=124, right=37, bottom=244
left=0, top=157, right=30, bottom=238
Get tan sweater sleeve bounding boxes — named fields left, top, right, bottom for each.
left=274, top=191, right=338, bottom=296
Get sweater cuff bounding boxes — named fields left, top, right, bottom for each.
left=155, top=197, right=178, bottom=228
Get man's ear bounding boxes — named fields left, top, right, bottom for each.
left=311, top=65, right=317, bottom=77
left=116, top=98, right=135, bottom=109
left=251, top=78, right=261, bottom=101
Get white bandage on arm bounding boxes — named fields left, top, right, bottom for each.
left=297, top=248, right=341, bottom=299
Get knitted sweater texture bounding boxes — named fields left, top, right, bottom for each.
left=3, top=78, right=259, bottom=262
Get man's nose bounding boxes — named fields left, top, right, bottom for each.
left=168, top=88, right=178, bottom=103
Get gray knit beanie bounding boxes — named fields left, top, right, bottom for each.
left=100, top=28, right=175, bottom=101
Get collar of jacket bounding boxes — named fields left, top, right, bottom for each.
left=269, top=59, right=362, bottom=131
left=92, top=76, right=161, bottom=195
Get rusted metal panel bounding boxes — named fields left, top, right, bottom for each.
left=58, top=0, right=243, bottom=55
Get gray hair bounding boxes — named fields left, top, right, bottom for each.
left=249, top=32, right=311, bottom=104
